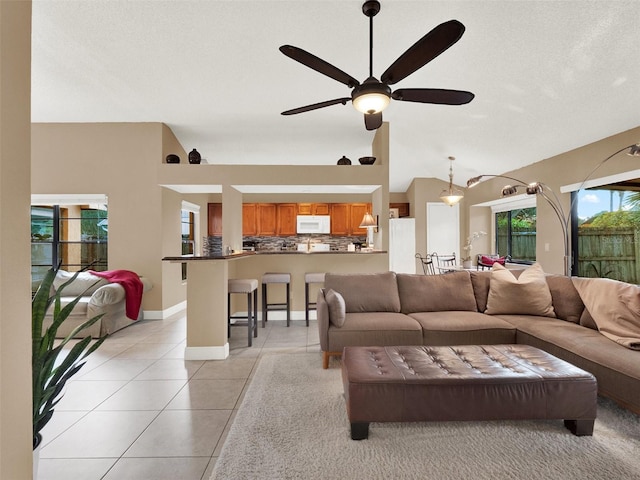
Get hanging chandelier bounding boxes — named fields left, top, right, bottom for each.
left=440, top=156, right=464, bottom=206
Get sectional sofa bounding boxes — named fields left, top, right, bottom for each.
left=316, top=268, right=640, bottom=414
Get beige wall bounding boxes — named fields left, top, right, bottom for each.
left=32, top=123, right=177, bottom=314
left=0, top=1, right=33, bottom=477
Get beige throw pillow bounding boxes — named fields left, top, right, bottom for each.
left=485, top=263, right=555, bottom=317
left=325, top=288, right=346, bottom=327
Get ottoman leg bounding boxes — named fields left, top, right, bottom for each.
left=350, top=422, right=370, bottom=440
left=564, top=419, right=594, bottom=436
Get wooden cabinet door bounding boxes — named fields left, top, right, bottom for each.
left=312, top=203, right=330, bottom=215
left=330, top=203, right=350, bottom=236
left=297, top=203, right=312, bottom=215
left=242, top=204, right=257, bottom=236
left=277, top=203, right=297, bottom=236
left=390, top=202, right=410, bottom=217
left=350, top=203, right=371, bottom=236
left=257, top=203, right=277, bottom=236
left=207, top=203, right=223, bottom=236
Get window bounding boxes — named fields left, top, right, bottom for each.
left=31, top=205, right=108, bottom=291
left=181, top=210, right=195, bottom=280
left=495, top=207, right=536, bottom=263
left=574, top=186, right=640, bottom=283
left=180, top=201, right=200, bottom=281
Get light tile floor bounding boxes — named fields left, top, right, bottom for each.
left=38, top=312, right=321, bottom=480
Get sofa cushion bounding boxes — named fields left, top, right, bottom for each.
left=325, top=272, right=401, bottom=313
left=397, top=272, right=477, bottom=313
left=409, top=310, right=516, bottom=345
left=324, top=288, right=346, bottom=327
left=326, top=312, right=422, bottom=351
left=580, top=308, right=598, bottom=330
left=545, top=274, right=584, bottom=323
left=485, top=263, right=555, bottom=317
left=53, top=270, right=108, bottom=296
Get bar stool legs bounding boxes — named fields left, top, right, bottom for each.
left=304, top=272, right=326, bottom=327
left=228, top=279, right=259, bottom=346
left=261, top=273, right=291, bottom=327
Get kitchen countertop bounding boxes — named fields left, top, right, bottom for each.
left=162, top=250, right=386, bottom=261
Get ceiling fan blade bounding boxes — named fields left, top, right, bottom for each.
left=280, top=45, right=360, bottom=88
left=364, top=112, right=383, bottom=131
left=392, top=88, right=474, bottom=105
left=381, top=20, right=465, bottom=85
left=281, top=97, right=352, bottom=116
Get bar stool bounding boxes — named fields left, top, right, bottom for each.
left=228, top=278, right=258, bottom=346
left=304, top=272, right=326, bottom=326
left=261, top=272, right=291, bottom=327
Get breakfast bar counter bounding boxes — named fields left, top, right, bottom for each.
left=163, top=250, right=388, bottom=360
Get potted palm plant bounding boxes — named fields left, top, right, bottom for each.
left=32, top=267, right=106, bottom=459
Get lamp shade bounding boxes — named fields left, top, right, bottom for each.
left=359, top=213, right=378, bottom=228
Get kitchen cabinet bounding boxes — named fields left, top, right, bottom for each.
left=390, top=202, right=410, bottom=218
left=277, top=203, right=297, bottom=236
left=298, top=203, right=330, bottom=215
left=257, top=203, right=277, bottom=236
left=242, top=204, right=257, bottom=236
left=330, top=203, right=351, bottom=235
left=207, top=203, right=222, bottom=236
left=349, top=203, right=370, bottom=236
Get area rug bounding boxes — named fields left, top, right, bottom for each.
left=211, top=353, right=640, bottom=480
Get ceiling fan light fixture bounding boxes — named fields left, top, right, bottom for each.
left=352, top=78, right=391, bottom=114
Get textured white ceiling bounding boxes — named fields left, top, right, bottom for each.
left=31, top=1, right=640, bottom=192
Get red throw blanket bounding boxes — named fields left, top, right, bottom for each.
left=89, top=270, right=143, bottom=320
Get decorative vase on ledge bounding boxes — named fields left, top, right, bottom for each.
left=188, top=149, right=201, bottom=164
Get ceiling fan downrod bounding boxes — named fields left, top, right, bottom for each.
left=362, top=0, right=380, bottom=78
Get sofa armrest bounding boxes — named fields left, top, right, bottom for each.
left=89, top=283, right=125, bottom=307
left=316, top=288, right=330, bottom=352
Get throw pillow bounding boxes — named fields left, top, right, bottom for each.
left=485, top=263, right=556, bottom=317
left=325, top=288, right=346, bottom=328
left=480, top=255, right=505, bottom=266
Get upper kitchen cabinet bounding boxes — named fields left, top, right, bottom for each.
left=330, top=203, right=350, bottom=236
left=242, top=203, right=258, bottom=236
left=277, top=203, right=297, bottom=236
left=389, top=202, right=410, bottom=218
left=257, top=203, right=277, bottom=236
left=207, top=203, right=222, bottom=237
left=298, top=203, right=330, bottom=215
left=331, top=203, right=372, bottom=236
left=349, top=203, right=371, bottom=236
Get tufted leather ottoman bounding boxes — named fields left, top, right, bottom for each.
left=342, top=345, right=597, bottom=440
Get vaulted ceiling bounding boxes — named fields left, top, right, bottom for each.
left=31, top=1, right=640, bottom=192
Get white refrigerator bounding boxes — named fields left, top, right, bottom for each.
left=389, top=218, right=416, bottom=273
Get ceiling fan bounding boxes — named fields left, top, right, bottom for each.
left=280, top=0, right=474, bottom=131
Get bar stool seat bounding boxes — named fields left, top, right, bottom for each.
left=304, top=272, right=326, bottom=326
left=228, top=278, right=258, bottom=346
left=261, top=272, right=291, bottom=327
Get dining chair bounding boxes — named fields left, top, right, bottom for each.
left=432, top=252, right=457, bottom=273
left=415, top=253, right=436, bottom=275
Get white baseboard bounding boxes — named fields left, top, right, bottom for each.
left=143, top=300, right=187, bottom=320
left=185, top=344, right=229, bottom=360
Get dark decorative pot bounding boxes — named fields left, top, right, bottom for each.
left=337, top=155, right=352, bottom=165
left=188, top=149, right=201, bottom=164
left=166, top=154, right=180, bottom=164
left=358, top=156, right=376, bottom=165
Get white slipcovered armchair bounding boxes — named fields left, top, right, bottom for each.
left=43, top=269, right=152, bottom=338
